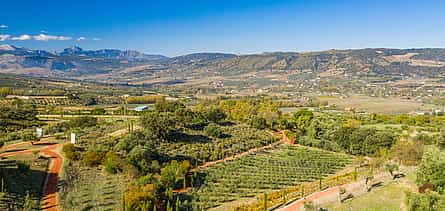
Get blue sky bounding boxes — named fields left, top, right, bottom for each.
left=1, top=0, right=445, bottom=56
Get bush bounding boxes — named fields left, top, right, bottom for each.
left=104, top=151, right=123, bottom=174
left=204, top=123, right=223, bottom=138
left=22, top=132, right=38, bottom=141
left=249, top=116, right=267, bottom=129
left=82, top=150, right=105, bottom=167
left=406, top=191, right=445, bottom=210
left=62, top=143, right=80, bottom=160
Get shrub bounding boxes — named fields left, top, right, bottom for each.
left=62, top=143, right=80, bottom=160
left=204, top=123, right=223, bottom=138
left=123, top=184, right=156, bottom=210
left=82, top=150, right=105, bottom=167
left=249, top=116, right=267, bottom=129
left=104, top=151, right=123, bottom=174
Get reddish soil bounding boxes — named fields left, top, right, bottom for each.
left=0, top=141, right=66, bottom=211
left=1, top=141, right=32, bottom=151
left=40, top=144, right=64, bottom=211
left=280, top=187, right=340, bottom=211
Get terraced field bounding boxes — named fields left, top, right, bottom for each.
left=191, top=145, right=352, bottom=209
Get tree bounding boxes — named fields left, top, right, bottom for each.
left=204, top=123, right=223, bottom=138
left=257, top=101, right=281, bottom=125
left=292, top=109, right=314, bottom=131
left=437, top=128, right=445, bottom=149
left=160, top=160, right=190, bottom=190
left=104, top=151, right=124, bottom=174
left=154, top=100, right=185, bottom=113
left=141, top=112, right=176, bottom=140
left=249, top=116, right=267, bottom=130
left=406, top=191, right=445, bottom=211
left=201, top=106, right=226, bottom=123
left=62, top=143, right=80, bottom=160
left=416, top=147, right=445, bottom=193
left=391, top=138, right=424, bottom=166
left=0, top=87, right=11, bottom=98
left=126, top=145, right=154, bottom=173
left=123, top=184, right=156, bottom=211
left=82, top=150, right=105, bottom=167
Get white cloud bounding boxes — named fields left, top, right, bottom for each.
left=33, top=34, right=72, bottom=41
left=33, top=34, right=71, bottom=41
left=40, top=30, right=48, bottom=33
left=77, top=36, right=86, bottom=41
left=92, top=37, right=101, bottom=41
left=0, top=34, right=10, bottom=41
left=0, top=25, right=8, bottom=29
left=11, top=34, right=31, bottom=41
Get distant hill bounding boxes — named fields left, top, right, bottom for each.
left=2, top=45, right=445, bottom=85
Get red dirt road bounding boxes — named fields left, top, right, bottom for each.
left=280, top=187, right=340, bottom=211
left=40, top=144, right=64, bottom=211
left=0, top=141, right=65, bottom=211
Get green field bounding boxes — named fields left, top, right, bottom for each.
left=155, top=124, right=275, bottom=164
left=190, top=145, right=352, bottom=210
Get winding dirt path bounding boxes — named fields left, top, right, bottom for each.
left=0, top=141, right=65, bottom=211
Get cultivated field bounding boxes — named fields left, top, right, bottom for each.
left=191, top=145, right=352, bottom=210
left=318, top=94, right=437, bottom=114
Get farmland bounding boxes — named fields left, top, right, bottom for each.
left=1, top=73, right=445, bottom=210
left=190, top=145, right=352, bottom=210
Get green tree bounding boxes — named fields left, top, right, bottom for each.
left=406, top=191, right=445, bottom=211
left=141, top=112, right=176, bottom=140
left=416, top=147, right=445, bottom=193
left=204, top=123, right=223, bottom=138
left=82, top=150, right=105, bottom=167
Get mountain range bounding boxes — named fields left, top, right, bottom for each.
left=1, top=45, right=445, bottom=86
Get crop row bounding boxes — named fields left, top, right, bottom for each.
left=190, top=145, right=352, bottom=209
